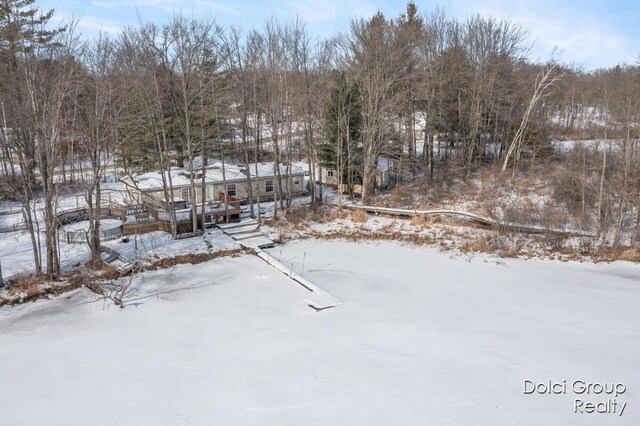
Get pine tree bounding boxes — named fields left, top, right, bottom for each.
left=0, top=0, right=67, bottom=278
left=323, top=73, right=362, bottom=192
left=0, top=0, right=63, bottom=66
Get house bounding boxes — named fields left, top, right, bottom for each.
left=314, top=156, right=394, bottom=195
left=122, top=161, right=307, bottom=209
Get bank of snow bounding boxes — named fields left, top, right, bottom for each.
left=0, top=240, right=638, bottom=425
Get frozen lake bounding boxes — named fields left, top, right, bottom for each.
left=0, top=240, right=638, bottom=425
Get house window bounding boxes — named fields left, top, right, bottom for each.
left=181, top=187, right=190, bottom=203
left=265, top=179, right=274, bottom=193
left=293, top=176, right=300, bottom=185
left=226, top=183, right=236, bottom=197
left=327, top=170, right=335, bottom=178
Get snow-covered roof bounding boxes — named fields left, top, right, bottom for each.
left=124, top=161, right=306, bottom=192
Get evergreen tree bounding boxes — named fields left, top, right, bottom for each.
left=323, top=73, right=362, bottom=186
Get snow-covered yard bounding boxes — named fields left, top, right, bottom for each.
left=0, top=240, right=638, bottom=425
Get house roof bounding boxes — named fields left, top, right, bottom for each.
left=124, top=161, right=306, bottom=192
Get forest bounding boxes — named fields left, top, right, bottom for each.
left=1, top=0, right=639, bottom=281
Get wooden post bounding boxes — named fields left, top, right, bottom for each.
left=0, top=258, right=4, bottom=287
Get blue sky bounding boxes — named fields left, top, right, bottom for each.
left=42, top=0, right=640, bottom=70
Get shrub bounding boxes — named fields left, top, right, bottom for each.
left=350, top=209, right=368, bottom=223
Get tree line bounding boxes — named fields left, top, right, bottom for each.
left=0, top=0, right=639, bottom=279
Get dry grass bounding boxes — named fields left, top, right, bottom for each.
left=4, top=273, right=45, bottom=299
left=618, top=247, right=640, bottom=262
left=282, top=205, right=337, bottom=225
left=0, top=248, right=245, bottom=307
left=410, top=215, right=440, bottom=227
left=0, top=273, right=82, bottom=307
left=283, top=207, right=307, bottom=225
left=349, top=209, right=368, bottom=223
left=593, top=246, right=640, bottom=263
left=140, top=249, right=243, bottom=272
left=460, top=235, right=493, bottom=254
left=272, top=228, right=291, bottom=244
left=304, top=228, right=436, bottom=246
left=68, top=269, right=96, bottom=287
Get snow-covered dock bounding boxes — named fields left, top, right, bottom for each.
left=253, top=247, right=342, bottom=311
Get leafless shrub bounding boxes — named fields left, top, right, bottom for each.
left=0, top=273, right=82, bottom=306
left=410, top=215, right=430, bottom=227
left=387, top=186, right=413, bottom=206
left=284, top=207, right=307, bottom=225
left=616, top=247, right=640, bottom=262
left=460, top=235, right=494, bottom=254
left=578, top=237, right=594, bottom=255
left=350, top=209, right=368, bottom=223
left=542, top=233, right=568, bottom=251
left=272, top=228, right=291, bottom=244
left=4, top=273, right=43, bottom=299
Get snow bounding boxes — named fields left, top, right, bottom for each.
left=255, top=247, right=342, bottom=309
left=0, top=179, right=133, bottom=279
left=59, top=218, right=123, bottom=233
left=550, top=106, right=610, bottom=129
left=0, top=239, right=638, bottom=424
left=129, top=160, right=307, bottom=191
left=103, top=231, right=214, bottom=261
left=0, top=229, right=90, bottom=279
left=551, top=139, right=621, bottom=153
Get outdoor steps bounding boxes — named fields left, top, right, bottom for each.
left=224, top=224, right=260, bottom=236
left=99, top=245, right=133, bottom=272
left=217, top=218, right=260, bottom=230
left=231, top=232, right=267, bottom=241
left=215, top=218, right=274, bottom=249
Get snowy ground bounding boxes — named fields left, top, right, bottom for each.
left=551, top=139, right=623, bottom=152
left=0, top=239, right=638, bottom=425
left=59, top=218, right=123, bottom=233
left=0, top=229, right=90, bottom=279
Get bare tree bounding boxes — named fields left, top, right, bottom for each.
left=340, top=13, right=412, bottom=200
left=502, top=65, right=562, bottom=175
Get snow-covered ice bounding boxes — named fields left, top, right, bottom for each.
left=0, top=240, right=638, bottom=425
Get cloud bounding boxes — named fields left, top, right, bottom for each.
left=89, top=0, right=182, bottom=13
left=91, top=0, right=240, bottom=15
left=284, top=0, right=378, bottom=23
left=91, top=1, right=121, bottom=9
left=46, top=8, right=124, bottom=35
left=77, top=15, right=125, bottom=34
left=446, top=0, right=639, bottom=69
left=195, top=0, right=241, bottom=16
left=286, top=0, right=337, bottom=22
